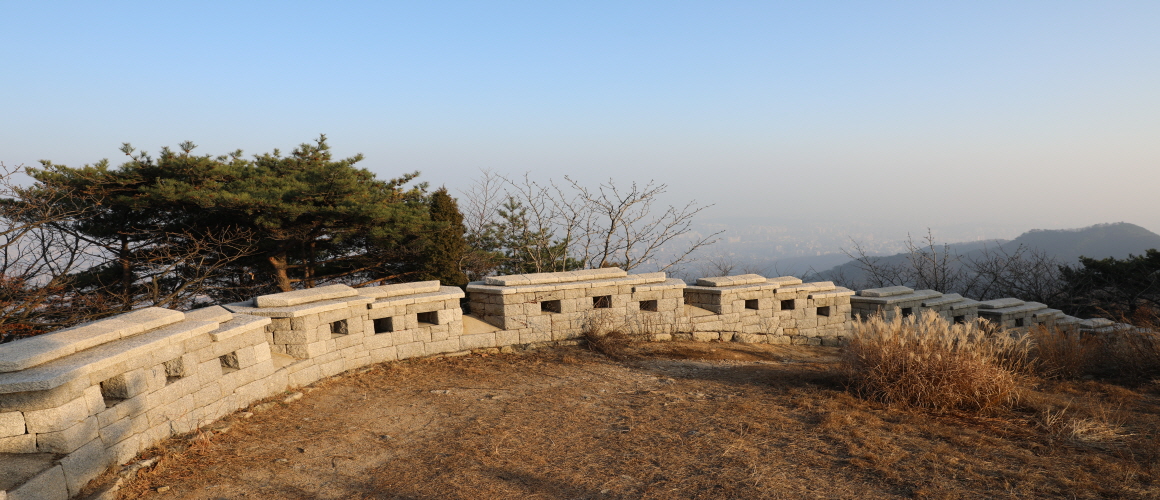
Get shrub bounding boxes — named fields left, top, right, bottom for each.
left=1028, top=325, right=1100, bottom=379
left=580, top=310, right=632, bottom=359
left=841, top=310, right=1031, bottom=413
left=1028, top=319, right=1160, bottom=382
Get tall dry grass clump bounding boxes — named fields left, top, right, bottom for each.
left=841, top=310, right=1031, bottom=413
left=1028, top=326, right=1100, bottom=379
left=1094, top=316, right=1160, bottom=381
left=1028, top=319, right=1160, bottom=381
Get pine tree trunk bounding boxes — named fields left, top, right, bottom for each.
left=268, top=253, right=293, bottom=292
left=119, top=236, right=132, bottom=311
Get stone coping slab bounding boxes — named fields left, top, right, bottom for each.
left=683, top=277, right=812, bottom=295
left=695, top=274, right=768, bottom=287
left=468, top=273, right=666, bottom=295
left=368, top=287, right=465, bottom=309
left=921, top=294, right=964, bottom=307
left=684, top=283, right=780, bottom=295
left=809, top=287, right=855, bottom=299
left=210, top=315, right=273, bottom=342
left=977, top=298, right=1025, bottom=309
left=767, top=276, right=804, bottom=286
left=0, top=320, right=220, bottom=394
left=779, top=281, right=836, bottom=294
left=976, top=302, right=1047, bottom=316
left=357, top=281, right=441, bottom=299
left=950, top=299, right=981, bottom=310
left=0, top=308, right=185, bottom=373
left=224, top=295, right=374, bottom=318
left=850, top=289, right=942, bottom=305
left=255, top=284, right=359, bottom=308
left=633, top=278, right=687, bottom=293
left=858, top=286, right=914, bottom=298
left=1080, top=318, right=1115, bottom=328
left=184, top=306, right=233, bottom=324
left=484, top=268, right=628, bottom=286
left=1032, top=309, right=1064, bottom=319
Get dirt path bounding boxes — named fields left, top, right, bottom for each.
left=106, top=342, right=1160, bottom=499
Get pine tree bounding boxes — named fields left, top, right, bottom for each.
left=27, top=136, right=434, bottom=306
left=419, top=188, right=468, bottom=287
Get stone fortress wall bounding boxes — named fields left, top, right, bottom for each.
left=0, top=269, right=1134, bottom=499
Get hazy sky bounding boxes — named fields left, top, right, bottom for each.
left=3, top=2, right=1158, bottom=242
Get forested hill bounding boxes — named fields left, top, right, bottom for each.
left=819, top=222, right=1160, bottom=285
left=1009, top=223, right=1160, bottom=263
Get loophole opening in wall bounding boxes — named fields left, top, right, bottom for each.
left=901, top=307, right=913, bottom=317
left=817, top=306, right=831, bottom=317
left=745, top=299, right=759, bottom=310
left=639, top=300, right=658, bottom=312
left=1015, top=318, right=1025, bottom=327
left=220, top=352, right=240, bottom=375
left=99, top=376, right=129, bottom=408
left=781, top=299, right=795, bottom=311
left=593, top=296, right=611, bottom=309
left=541, top=300, right=561, bottom=314
left=954, top=315, right=966, bottom=325
left=330, top=320, right=348, bottom=338
left=373, top=317, right=394, bottom=334
left=163, top=356, right=186, bottom=385
left=417, top=311, right=439, bottom=325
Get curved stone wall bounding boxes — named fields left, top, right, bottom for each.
left=0, top=270, right=1128, bottom=498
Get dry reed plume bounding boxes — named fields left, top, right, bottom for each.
left=841, top=310, right=1031, bottom=413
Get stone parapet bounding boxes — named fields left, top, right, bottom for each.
left=1, top=282, right=466, bottom=499
left=975, top=298, right=1050, bottom=331
left=467, top=269, right=685, bottom=343
left=683, top=275, right=854, bottom=344
left=850, top=287, right=984, bottom=324
left=0, top=271, right=1135, bottom=498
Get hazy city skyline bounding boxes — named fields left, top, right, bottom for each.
left=4, top=2, right=1158, bottom=250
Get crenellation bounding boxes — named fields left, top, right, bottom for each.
left=0, top=278, right=479, bottom=497
left=0, top=266, right=1137, bottom=497
left=976, top=299, right=1047, bottom=331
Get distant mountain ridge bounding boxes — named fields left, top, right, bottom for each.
left=817, top=222, right=1160, bottom=285
left=1006, top=223, right=1160, bottom=263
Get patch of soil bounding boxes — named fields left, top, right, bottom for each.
left=111, top=342, right=1160, bottom=499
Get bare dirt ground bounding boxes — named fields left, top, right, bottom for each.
left=102, top=342, right=1160, bottom=499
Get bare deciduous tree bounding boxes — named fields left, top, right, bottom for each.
left=460, top=171, right=720, bottom=276
left=966, top=244, right=1064, bottom=303
left=0, top=162, right=95, bottom=340
left=836, top=228, right=1066, bottom=305
left=841, top=230, right=973, bottom=293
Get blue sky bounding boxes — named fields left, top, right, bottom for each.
left=3, top=1, right=1158, bottom=245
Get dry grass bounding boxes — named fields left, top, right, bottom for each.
left=94, top=340, right=1160, bottom=499
left=841, top=311, right=1032, bottom=413
left=1029, top=326, right=1100, bottom=379
left=105, top=343, right=1160, bottom=499
left=1095, top=325, right=1160, bottom=382
left=1032, top=403, right=1130, bottom=446
left=1028, top=319, right=1160, bottom=383
left=580, top=310, right=655, bottom=360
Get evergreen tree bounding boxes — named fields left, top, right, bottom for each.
left=27, top=136, right=433, bottom=306
left=1060, top=249, right=1160, bottom=320
left=418, top=188, right=468, bottom=287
